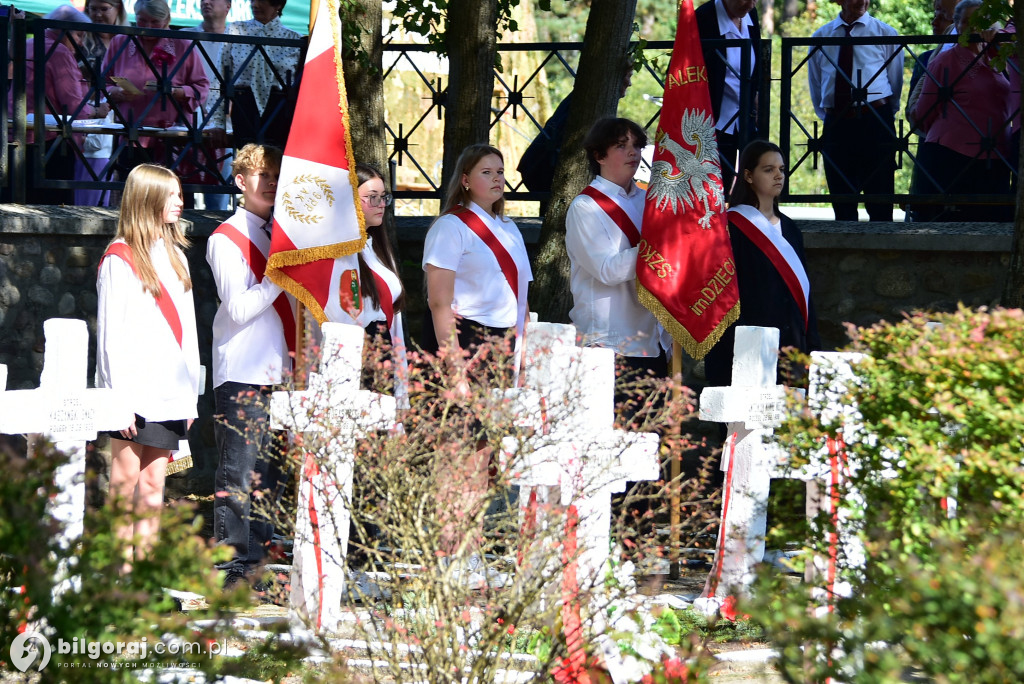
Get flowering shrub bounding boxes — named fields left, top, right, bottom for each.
left=750, top=307, right=1024, bottom=682
left=0, top=440, right=309, bottom=681
left=263, top=328, right=720, bottom=681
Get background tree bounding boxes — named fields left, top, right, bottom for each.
left=342, top=0, right=388, bottom=176
left=441, top=0, right=500, bottom=188
left=531, top=0, right=639, bottom=323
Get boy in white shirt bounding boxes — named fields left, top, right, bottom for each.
left=565, top=118, right=668, bottom=417
left=206, top=143, right=293, bottom=589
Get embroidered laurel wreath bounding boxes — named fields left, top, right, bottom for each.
left=282, top=174, right=335, bottom=224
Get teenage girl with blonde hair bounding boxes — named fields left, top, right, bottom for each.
left=96, top=163, right=201, bottom=571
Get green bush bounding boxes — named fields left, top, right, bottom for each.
left=749, top=307, right=1024, bottom=683
left=0, top=440, right=310, bottom=682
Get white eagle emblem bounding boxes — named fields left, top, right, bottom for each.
left=647, top=109, right=724, bottom=229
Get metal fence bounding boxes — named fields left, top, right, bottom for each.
left=780, top=33, right=1020, bottom=221
left=2, top=15, right=303, bottom=204
left=3, top=13, right=1019, bottom=219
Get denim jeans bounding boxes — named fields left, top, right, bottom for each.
left=213, top=381, right=284, bottom=573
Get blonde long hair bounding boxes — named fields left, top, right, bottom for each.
left=112, top=164, right=191, bottom=296
left=439, top=144, right=506, bottom=217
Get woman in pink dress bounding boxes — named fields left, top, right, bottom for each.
left=103, top=0, right=209, bottom=181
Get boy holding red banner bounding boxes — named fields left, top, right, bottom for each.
left=565, top=118, right=669, bottom=415
left=207, top=143, right=296, bottom=589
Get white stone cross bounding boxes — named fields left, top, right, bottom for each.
left=500, top=321, right=661, bottom=593
left=0, top=318, right=132, bottom=547
left=693, top=326, right=791, bottom=616
left=270, top=322, right=396, bottom=634
left=803, top=350, right=868, bottom=609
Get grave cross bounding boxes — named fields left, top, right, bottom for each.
left=500, top=321, right=661, bottom=594
left=270, top=322, right=396, bottom=634
left=693, top=326, right=791, bottom=616
left=804, top=350, right=868, bottom=608
left=0, top=318, right=132, bottom=546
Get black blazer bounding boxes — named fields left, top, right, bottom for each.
left=704, top=212, right=821, bottom=387
left=695, top=0, right=762, bottom=130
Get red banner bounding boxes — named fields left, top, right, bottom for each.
left=638, top=0, right=739, bottom=359
left=265, top=0, right=365, bottom=324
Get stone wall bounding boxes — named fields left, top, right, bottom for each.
left=0, top=206, right=1014, bottom=495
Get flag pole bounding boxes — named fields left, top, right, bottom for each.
left=290, top=0, right=320, bottom=391
left=308, top=0, right=320, bottom=34
left=669, top=341, right=682, bottom=579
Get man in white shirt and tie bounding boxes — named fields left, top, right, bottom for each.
left=808, top=0, right=903, bottom=222
left=696, top=0, right=762, bottom=195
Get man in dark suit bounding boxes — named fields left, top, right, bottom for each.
left=696, top=0, right=761, bottom=195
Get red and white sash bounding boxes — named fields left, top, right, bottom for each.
left=212, top=223, right=297, bottom=356
left=580, top=185, right=641, bottom=247
left=728, top=205, right=810, bottom=331
left=362, top=240, right=399, bottom=330
left=450, top=205, right=521, bottom=306
left=99, top=241, right=184, bottom=348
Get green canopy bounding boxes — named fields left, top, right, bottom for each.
left=15, top=0, right=311, bottom=35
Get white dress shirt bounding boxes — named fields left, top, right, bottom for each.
left=714, top=0, right=755, bottom=134
left=565, top=175, right=664, bottom=358
left=207, top=206, right=292, bottom=388
left=808, top=12, right=904, bottom=120
left=96, top=238, right=201, bottom=421
left=355, top=237, right=403, bottom=328
left=422, top=202, right=532, bottom=334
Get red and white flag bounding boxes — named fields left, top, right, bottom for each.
left=638, top=0, right=740, bottom=359
left=266, top=0, right=366, bottom=324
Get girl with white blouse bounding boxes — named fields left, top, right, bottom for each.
left=422, top=144, right=532, bottom=563
left=423, top=144, right=532, bottom=362
left=96, top=164, right=201, bottom=571
left=353, top=163, right=409, bottom=403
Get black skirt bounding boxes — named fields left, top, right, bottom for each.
left=104, top=414, right=187, bottom=450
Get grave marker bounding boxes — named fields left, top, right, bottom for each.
left=0, top=318, right=132, bottom=545
left=270, top=322, right=396, bottom=633
left=501, top=321, right=662, bottom=593
left=693, top=326, right=790, bottom=616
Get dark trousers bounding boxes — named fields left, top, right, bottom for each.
left=614, top=352, right=669, bottom=429
left=213, top=381, right=284, bottom=573
left=231, top=88, right=296, bottom=148
left=822, top=109, right=897, bottom=221
left=911, top=142, right=1013, bottom=222
left=717, top=129, right=740, bottom=198
left=4, top=139, right=77, bottom=205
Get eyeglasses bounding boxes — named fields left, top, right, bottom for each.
left=361, top=193, right=393, bottom=207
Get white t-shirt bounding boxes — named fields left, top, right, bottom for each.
left=95, top=238, right=201, bottom=421
left=422, top=202, right=532, bottom=334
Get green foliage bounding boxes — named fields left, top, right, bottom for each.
left=0, top=441, right=310, bottom=681
left=387, top=0, right=524, bottom=51
left=749, top=307, right=1024, bottom=682
left=871, top=1, right=933, bottom=37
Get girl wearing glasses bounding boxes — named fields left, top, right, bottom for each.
left=353, top=163, right=408, bottom=402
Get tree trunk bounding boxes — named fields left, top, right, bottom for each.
left=783, top=0, right=799, bottom=22
left=1001, top=0, right=1024, bottom=307
left=762, top=0, right=775, bottom=36
left=343, top=0, right=387, bottom=178
left=531, top=0, right=639, bottom=323
left=342, top=0, right=401, bottom=254
left=441, top=0, right=499, bottom=192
